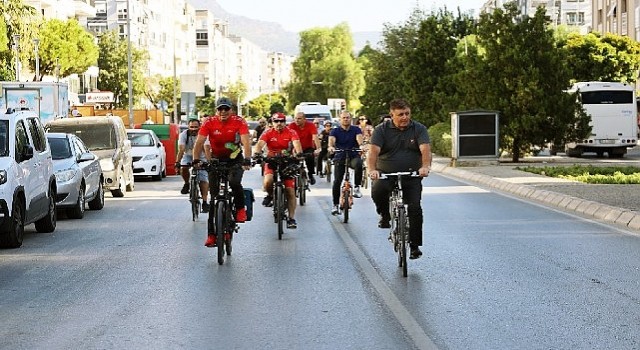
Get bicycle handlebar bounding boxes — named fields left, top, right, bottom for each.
left=379, top=171, right=420, bottom=179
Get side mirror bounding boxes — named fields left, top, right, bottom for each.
left=78, top=152, right=96, bottom=162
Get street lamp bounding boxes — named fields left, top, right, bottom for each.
left=33, top=38, right=40, bottom=81
left=12, top=34, right=20, bottom=81
left=126, top=0, right=134, bottom=127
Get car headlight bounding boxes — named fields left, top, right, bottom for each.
left=0, top=170, right=6, bottom=185
left=99, top=158, right=115, bottom=171
left=55, top=168, right=77, bottom=182
left=142, top=154, right=158, bottom=161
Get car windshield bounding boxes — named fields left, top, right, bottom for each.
left=0, top=121, right=8, bottom=157
left=47, top=124, right=116, bottom=150
left=48, top=138, right=72, bottom=160
left=128, top=133, right=154, bottom=147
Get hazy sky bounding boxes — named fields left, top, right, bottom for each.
left=215, top=0, right=485, bottom=32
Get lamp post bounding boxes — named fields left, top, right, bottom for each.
left=12, top=34, right=20, bottom=81
left=126, top=0, right=134, bottom=127
left=33, top=38, right=40, bottom=81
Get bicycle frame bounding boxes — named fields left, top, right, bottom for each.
left=204, top=159, right=240, bottom=265
left=335, top=148, right=359, bottom=223
left=381, top=171, right=416, bottom=277
left=265, top=155, right=294, bottom=240
left=295, top=155, right=309, bottom=206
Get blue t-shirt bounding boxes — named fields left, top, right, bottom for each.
left=330, top=126, right=362, bottom=161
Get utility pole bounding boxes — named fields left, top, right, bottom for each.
left=126, top=0, right=134, bottom=127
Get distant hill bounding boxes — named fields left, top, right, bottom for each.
left=187, top=0, right=381, bottom=55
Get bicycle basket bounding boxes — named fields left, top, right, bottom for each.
left=281, top=163, right=300, bottom=178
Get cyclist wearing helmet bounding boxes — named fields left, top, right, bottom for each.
left=193, top=97, right=253, bottom=248
left=254, top=112, right=303, bottom=229
left=176, top=118, right=210, bottom=210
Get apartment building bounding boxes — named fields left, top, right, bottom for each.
left=592, top=0, right=640, bottom=40
left=481, top=0, right=592, bottom=33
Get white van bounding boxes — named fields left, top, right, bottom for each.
left=294, top=102, right=332, bottom=122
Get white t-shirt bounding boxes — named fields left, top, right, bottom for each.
left=178, top=130, right=208, bottom=158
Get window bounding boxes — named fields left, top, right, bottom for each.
left=26, top=117, right=46, bottom=152
left=14, top=120, right=29, bottom=162
left=580, top=91, right=634, bottom=104
left=0, top=121, right=8, bottom=157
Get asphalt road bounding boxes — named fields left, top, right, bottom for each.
left=1, top=168, right=640, bottom=349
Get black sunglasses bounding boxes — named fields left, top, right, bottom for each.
left=217, top=106, right=231, bottom=112
left=273, top=120, right=286, bottom=123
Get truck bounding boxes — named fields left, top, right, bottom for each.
left=0, top=82, right=69, bottom=124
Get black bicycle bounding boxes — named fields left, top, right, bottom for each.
left=295, top=152, right=312, bottom=206
left=188, top=165, right=204, bottom=221
left=381, top=171, right=418, bottom=277
left=202, top=159, right=242, bottom=265
left=262, top=154, right=297, bottom=240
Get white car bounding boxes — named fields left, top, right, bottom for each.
left=0, top=109, right=57, bottom=248
left=126, top=129, right=166, bottom=181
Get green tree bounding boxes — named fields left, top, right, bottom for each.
left=286, top=23, right=365, bottom=110
left=562, top=32, right=640, bottom=83
left=224, top=81, right=248, bottom=113
left=144, top=75, right=181, bottom=116
left=195, top=84, right=216, bottom=116
left=459, top=3, right=590, bottom=161
left=0, top=0, right=37, bottom=80
left=97, top=31, right=148, bottom=109
left=245, top=93, right=287, bottom=118
left=31, top=19, right=99, bottom=79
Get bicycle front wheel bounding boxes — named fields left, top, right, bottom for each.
left=275, top=185, right=284, bottom=240
left=342, top=189, right=350, bottom=223
left=190, top=180, right=199, bottom=221
left=215, top=201, right=227, bottom=265
left=398, top=207, right=408, bottom=277
left=298, top=175, right=307, bottom=206
left=325, top=161, right=332, bottom=182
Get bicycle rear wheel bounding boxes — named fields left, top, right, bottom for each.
left=190, top=179, right=199, bottom=221
left=298, top=174, right=307, bottom=206
left=398, top=207, right=408, bottom=277
left=275, top=185, right=284, bottom=240
left=325, top=161, right=332, bottom=182
left=215, top=201, right=227, bottom=265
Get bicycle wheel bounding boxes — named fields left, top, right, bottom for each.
left=398, top=207, right=408, bottom=277
left=325, top=161, right=332, bottom=182
left=215, top=201, right=226, bottom=265
left=190, top=179, right=199, bottom=221
left=342, top=188, right=350, bottom=223
left=298, top=174, right=307, bottom=206
left=362, top=166, right=369, bottom=189
left=275, top=185, right=284, bottom=240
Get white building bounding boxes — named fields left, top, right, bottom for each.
left=481, top=0, right=592, bottom=34
left=592, top=0, right=640, bottom=41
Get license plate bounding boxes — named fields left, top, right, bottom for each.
left=599, top=139, right=616, bottom=144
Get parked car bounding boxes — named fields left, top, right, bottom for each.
left=0, top=109, right=57, bottom=248
left=46, top=132, right=104, bottom=219
left=46, top=116, right=135, bottom=197
left=126, top=129, right=166, bottom=181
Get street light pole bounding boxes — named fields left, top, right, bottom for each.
left=33, top=38, right=40, bottom=81
left=126, top=0, right=134, bottom=127
left=12, top=34, right=20, bottom=81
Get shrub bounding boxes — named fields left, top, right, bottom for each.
left=428, top=122, right=452, bottom=157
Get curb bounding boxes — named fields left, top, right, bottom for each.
left=431, top=162, right=640, bottom=231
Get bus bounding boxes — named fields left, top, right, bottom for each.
left=566, top=81, right=638, bottom=158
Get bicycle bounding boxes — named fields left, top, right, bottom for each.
left=188, top=164, right=201, bottom=221
left=259, top=154, right=298, bottom=240
left=202, top=159, right=242, bottom=265
left=381, top=171, right=419, bottom=277
left=324, top=156, right=333, bottom=183
left=295, top=152, right=312, bottom=206
left=334, top=148, right=361, bottom=224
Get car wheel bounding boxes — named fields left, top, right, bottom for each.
left=35, top=184, right=57, bottom=233
left=111, top=175, right=125, bottom=197
left=67, top=186, right=85, bottom=219
left=88, top=182, right=105, bottom=210
left=0, top=197, right=25, bottom=248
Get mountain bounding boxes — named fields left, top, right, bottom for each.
left=187, top=0, right=381, bottom=55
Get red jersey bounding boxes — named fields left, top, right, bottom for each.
left=199, top=115, right=249, bottom=158
left=288, top=121, right=317, bottom=149
left=260, top=127, right=300, bottom=157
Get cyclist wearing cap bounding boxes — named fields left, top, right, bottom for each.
left=176, top=118, right=210, bottom=210
left=193, top=97, right=253, bottom=248
left=288, top=111, right=320, bottom=185
left=316, top=120, right=332, bottom=177
left=254, top=112, right=303, bottom=229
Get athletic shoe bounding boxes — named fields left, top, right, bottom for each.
left=236, top=208, right=247, bottom=223
left=353, top=186, right=362, bottom=198
left=378, top=215, right=391, bottom=229
left=204, top=235, right=216, bottom=247
left=262, top=195, right=273, bottom=207
left=180, top=183, right=189, bottom=194
left=287, top=219, right=297, bottom=229
left=409, top=246, right=423, bottom=259
left=331, top=205, right=340, bottom=215
left=201, top=202, right=210, bottom=213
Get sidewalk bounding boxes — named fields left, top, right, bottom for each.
left=430, top=157, right=640, bottom=232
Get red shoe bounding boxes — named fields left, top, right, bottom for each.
left=204, top=235, right=216, bottom=247
left=236, top=208, right=247, bottom=223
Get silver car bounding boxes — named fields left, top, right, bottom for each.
left=46, top=133, right=104, bottom=219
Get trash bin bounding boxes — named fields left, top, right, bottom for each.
left=137, top=123, right=180, bottom=175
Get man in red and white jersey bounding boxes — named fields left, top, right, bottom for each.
left=288, top=111, right=320, bottom=185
